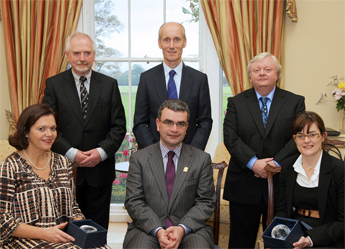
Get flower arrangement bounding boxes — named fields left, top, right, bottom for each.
left=316, top=76, right=345, bottom=111
left=316, top=75, right=345, bottom=133
left=123, top=133, right=138, bottom=158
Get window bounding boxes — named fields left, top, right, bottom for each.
left=80, top=0, right=224, bottom=219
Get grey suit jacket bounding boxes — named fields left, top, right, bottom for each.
left=277, top=151, right=344, bottom=248
left=42, top=69, right=126, bottom=187
left=133, top=63, right=212, bottom=150
left=123, top=143, right=216, bottom=247
left=223, top=87, right=305, bottom=205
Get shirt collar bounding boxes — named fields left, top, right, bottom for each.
left=159, top=141, right=182, bottom=158
left=71, top=70, right=92, bottom=85
left=293, top=151, right=322, bottom=177
left=255, top=85, right=276, bottom=101
left=163, top=61, right=183, bottom=78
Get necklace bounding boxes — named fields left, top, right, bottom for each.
left=23, top=149, right=50, bottom=171
left=302, top=162, right=315, bottom=170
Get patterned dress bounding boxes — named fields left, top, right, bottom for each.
left=0, top=152, right=85, bottom=248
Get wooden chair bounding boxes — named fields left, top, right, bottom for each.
left=211, top=161, right=228, bottom=248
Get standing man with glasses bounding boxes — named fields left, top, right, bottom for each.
left=223, top=52, right=305, bottom=248
left=42, top=31, right=126, bottom=230
left=133, top=22, right=212, bottom=151
left=124, top=99, right=216, bottom=249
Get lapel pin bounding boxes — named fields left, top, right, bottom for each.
left=183, top=167, right=188, bottom=172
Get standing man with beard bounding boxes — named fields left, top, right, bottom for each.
left=43, top=31, right=126, bottom=230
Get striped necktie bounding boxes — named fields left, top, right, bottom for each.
left=167, top=70, right=177, bottom=99
left=80, top=76, right=88, bottom=119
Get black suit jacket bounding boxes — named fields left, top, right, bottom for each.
left=42, top=69, right=126, bottom=187
left=223, top=87, right=305, bottom=205
left=277, top=151, right=344, bottom=248
left=133, top=63, right=212, bottom=150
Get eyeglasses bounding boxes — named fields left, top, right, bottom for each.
left=293, top=133, right=321, bottom=140
left=160, top=119, right=188, bottom=129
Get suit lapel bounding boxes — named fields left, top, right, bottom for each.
left=246, top=88, right=265, bottom=137
left=147, top=143, right=169, bottom=206
left=179, top=64, right=193, bottom=102
left=169, top=144, right=191, bottom=208
left=85, top=71, right=102, bottom=126
left=62, top=69, right=84, bottom=126
left=317, top=151, right=332, bottom=222
left=265, top=87, right=285, bottom=137
left=154, top=64, right=168, bottom=103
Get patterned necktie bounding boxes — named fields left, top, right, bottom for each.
left=165, top=151, right=175, bottom=228
left=167, top=70, right=177, bottom=99
left=80, top=76, right=88, bottom=119
left=260, top=97, right=269, bottom=129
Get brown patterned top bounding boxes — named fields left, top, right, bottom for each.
left=0, top=152, right=85, bottom=248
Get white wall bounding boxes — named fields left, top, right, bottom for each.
left=284, top=0, right=345, bottom=130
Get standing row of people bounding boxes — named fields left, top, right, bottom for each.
left=0, top=21, right=343, bottom=249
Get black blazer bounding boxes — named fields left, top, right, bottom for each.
left=133, top=63, right=212, bottom=151
left=223, top=87, right=305, bottom=205
left=42, top=69, right=126, bottom=187
left=277, top=151, right=345, bottom=248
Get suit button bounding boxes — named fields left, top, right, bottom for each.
left=84, top=132, right=87, bottom=136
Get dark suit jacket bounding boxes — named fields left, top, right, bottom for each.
left=123, top=143, right=216, bottom=248
left=277, top=151, right=344, bottom=248
left=133, top=63, right=212, bottom=151
left=42, top=69, right=126, bottom=187
left=223, top=87, right=305, bottom=205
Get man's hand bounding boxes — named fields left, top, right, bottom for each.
left=164, top=226, right=185, bottom=249
left=78, top=149, right=101, bottom=167
left=157, top=228, right=173, bottom=249
left=42, top=222, right=75, bottom=243
left=74, top=150, right=89, bottom=165
left=252, top=158, right=274, bottom=178
left=293, top=236, right=312, bottom=249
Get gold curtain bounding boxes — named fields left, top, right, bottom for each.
left=201, top=0, right=297, bottom=95
left=0, top=0, right=83, bottom=122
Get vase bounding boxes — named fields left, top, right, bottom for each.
left=341, top=110, right=345, bottom=134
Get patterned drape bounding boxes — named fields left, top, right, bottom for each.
left=0, top=0, right=83, bottom=122
left=200, top=0, right=298, bottom=95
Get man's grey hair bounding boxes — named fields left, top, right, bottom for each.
left=247, top=52, right=282, bottom=83
left=158, top=22, right=186, bottom=40
left=157, top=99, right=190, bottom=122
left=65, top=31, right=96, bottom=53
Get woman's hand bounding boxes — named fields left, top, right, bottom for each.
left=41, top=222, right=75, bottom=243
left=293, top=236, right=312, bottom=249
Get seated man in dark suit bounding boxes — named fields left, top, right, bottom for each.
left=133, top=22, right=212, bottom=151
left=124, top=99, right=216, bottom=249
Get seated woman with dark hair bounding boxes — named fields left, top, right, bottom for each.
left=0, top=104, right=84, bottom=248
left=277, top=111, right=344, bottom=248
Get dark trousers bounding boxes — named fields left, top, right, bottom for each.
left=76, top=181, right=112, bottom=230
left=228, top=198, right=268, bottom=248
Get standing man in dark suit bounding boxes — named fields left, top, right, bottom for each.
left=124, top=99, right=216, bottom=249
left=223, top=52, right=305, bottom=248
left=133, top=22, right=212, bottom=151
left=42, top=31, right=126, bottom=230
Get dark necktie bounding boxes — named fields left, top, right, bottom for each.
left=80, top=76, right=88, bottom=119
left=167, top=70, right=177, bottom=99
left=165, top=151, right=175, bottom=228
left=260, top=97, right=269, bottom=129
